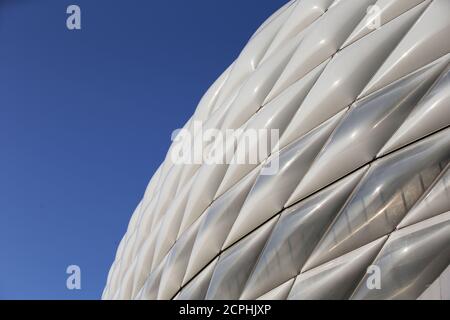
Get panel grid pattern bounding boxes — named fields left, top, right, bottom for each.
left=103, top=0, right=450, bottom=300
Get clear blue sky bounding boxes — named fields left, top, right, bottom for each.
left=0, top=0, right=287, bottom=299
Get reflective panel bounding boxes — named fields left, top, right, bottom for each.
left=240, top=168, right=366, bottom=299
left=262, top=0, right=334, bottom=60
left=256, top=278, right=295, bottom=300
left=343, top=0, right=430, bottom=47
left=220, top=33, right=304, bottom=131
left=361, top=0, right=450, bottom=96
left=288, top=237, right=387, bottom=300
left=216, top=61, right=327, bottom=197
left=418, top=265, right=450, bottom=300
left=269, top=0, right=375, bottom=98
left=304, top=129, right=450, bottom=271
left=157, top=218, right=201, bottom=299
left=351, top=212, right=450, bottom=300
left=380, top=58, right=450, bottom=155
left=288, top=59, right=445, bottom=203
left=223, top=112, right=344, bottom=250
left=183, top=167, right=260, bottom=285
left=206, top=217, right=278, bottom=300
left=278, top=4, right=425, bottom=149
left=398, top=165, right=450, bottom=228
left=135, top=255, right=167, bottom=300
left=151, top=175, right=195, bottom=269
left=175, top=258, right=218, bottom=300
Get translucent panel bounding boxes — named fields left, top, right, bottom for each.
left=222, top=112, right=344, bottom=250
left=135, top=255, right=167, bottom=300
left=343, top=0, right=429, bottom=47
left=192, top=64, right=232, bottom=122
left=176, top=258, right=218, bottom=300
left=256, top=278, right=295, bottom=300
left=278, top=4, right=424, bottom=149
left=399, top=165, right=450, bottom=228
left=183, top=167, right=260, bottom=285
left=216, top=62, right=327, bottom=197
left=179, top=163, right=230, bottom=236
left=117, top=257, right=138, bottom=299
left=131, top=225, right=162, bottom=297
left=252, top=0, right=296, bottom=38
left=115, top=231, right=138, bottom=288
left=220, top=33, right=304, bottom=131
left=269, top=0, right=375, bottom=98
left=262, top=0, right=334, bottom=59
left=151, top=175, right=195, bottom=269
left=304, top=129, right=450, bottom=271
left=141, top=164, right=162, bottom=208
left=380, top=58, right=450, bottom=155
left=212, top=2, right=295, bottom=110
left=351, top=212, right=450, bottom=300
left=150, top=164, right=184, bottom=228
left=157, top=218, right=201, bottom=299
left=205, top=217, right=277, bottom=300
left=288, top=58, right=445, bottom=202
left=240, top=168, right=366, bottom=300
left=288, top=237, right=386, bottom=300
left=361, top=0, right=450, bottom=96
left=418, top=265, right=450, bottom=300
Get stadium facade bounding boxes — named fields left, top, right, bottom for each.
left=103, top=0, right=450, bottom=300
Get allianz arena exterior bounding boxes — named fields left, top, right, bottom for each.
left=103, top=0, right=450, bottom=300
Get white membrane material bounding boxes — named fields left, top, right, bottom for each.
left=103, top=0, right=450, bottom=300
